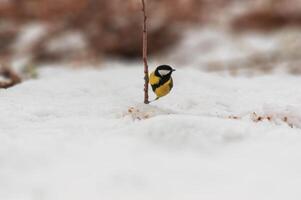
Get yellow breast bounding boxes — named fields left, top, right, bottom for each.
left=149, top=72, right=173, bottom=98
left=154, top=79, right=172, bottom=97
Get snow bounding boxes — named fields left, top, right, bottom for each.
left=1, top=63, right=301, bottom=200
left=11, top=24, right=47, bottom=71
left=46, top=31, right=87, bottom=54
left=165, top=28, right=277, bottom=66
left=164, top=28, right=301, bottom=75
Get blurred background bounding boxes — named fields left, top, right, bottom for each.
left=1, top=0, right=301, bottom=85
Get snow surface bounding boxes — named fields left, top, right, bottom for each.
left=1, top=63, right=301, bottom=200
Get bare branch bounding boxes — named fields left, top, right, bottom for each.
left=141, top=0, right=149, bottom=104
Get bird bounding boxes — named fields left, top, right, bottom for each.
left=149, top=65, right=176, bottom=101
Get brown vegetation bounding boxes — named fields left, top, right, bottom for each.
left=1, top=0, right=301, bottom=64
left=0, top=64, right=21, bottom=88
left=0, top=0, right=207, bottom=63
left=232, top=0, right=301, bottom=31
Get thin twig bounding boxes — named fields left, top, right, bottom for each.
left=141, top=0, right=149, bottom=104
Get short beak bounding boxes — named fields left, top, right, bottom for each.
left=172, top=69, right=176, bottom=72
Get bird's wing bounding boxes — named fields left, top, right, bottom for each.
left=149, top=72, right=160, bottom=85
left=149, top=72, right=161, bottom=92
left=168, top=77, right=173, bottom=90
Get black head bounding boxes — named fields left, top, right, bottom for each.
left=155, top=65, right=176, bottom=77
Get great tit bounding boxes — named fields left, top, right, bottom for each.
left=149, top=65, right=176, bottom=100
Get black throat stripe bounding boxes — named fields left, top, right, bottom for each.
left=151, top=75, right=172, bottom=92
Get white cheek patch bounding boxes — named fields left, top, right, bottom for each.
left=158, top=70, right=170, bottom=76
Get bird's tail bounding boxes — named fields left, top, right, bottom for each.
left=149, top=97, right=160, bottom=103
